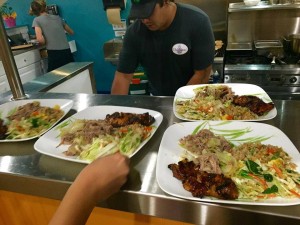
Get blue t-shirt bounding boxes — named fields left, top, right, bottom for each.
left=117, top=3, right=215, bottom=96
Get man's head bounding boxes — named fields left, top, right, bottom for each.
left=129, top=0, right=176, bottom=31
left=129, top=0, right=173, bottom=20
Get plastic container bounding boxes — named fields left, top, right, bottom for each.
left=4, top=18, right=16, bottom=28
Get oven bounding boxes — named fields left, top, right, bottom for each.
left=224, top=49, right=300, bottom=99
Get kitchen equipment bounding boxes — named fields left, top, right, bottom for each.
left=225, top=1, right=300, bottom=97
left=211, top=40, right=225, bottom=83
left=244, top=0, right=261, bottom=6
left=224, top=48, right=300, bottom=97
left=102, top=0, right=125, bottom=10
left=269, top=0, right=279, bottom=4
left=8, top=34, right=27, bottom=46
left=46, top=5, right=59, bottom=15
left=254, top=40, right=284, bottom=58
left=227, top=42, right=253, bottom=51
left=7, top=35, right=15, bottom=46
left=289, top=34, right=300, bottom=55
left=176, top=0, right=227, bottom=41
left=281, top=36, right=292, bottom=53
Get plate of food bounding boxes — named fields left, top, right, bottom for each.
left=156, top=121, right=300, bottom=206
left=173, top=83, right=277, bottom=121
left=34, top=105, right=163, bottom=163
left=0, top=99, right=73, bottom=142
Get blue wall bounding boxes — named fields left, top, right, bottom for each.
left=6, top=0, right=131, bottom=94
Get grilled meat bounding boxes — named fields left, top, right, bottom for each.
left=168, top=159, right=239, bottom=200
left=232, top=95, right=275, bottom=116
left=0, top=119, right=8, bottom=140
left=105, top=112, right=155, bottom=128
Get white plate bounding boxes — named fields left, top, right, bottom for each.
left=0, top=99, right=73, bottom=142
left=34, top=105, right=163, bottom=163
left=173, top=83, right=277, bottom=121
left=156, top=121, right=300, bottom=206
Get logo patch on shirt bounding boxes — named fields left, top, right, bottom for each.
left=172, top=43, right=188, bottom=55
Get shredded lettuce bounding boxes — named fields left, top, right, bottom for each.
left=79, top=136, right=119, bottom=162
left=119, top=130, right=143, bottom=155
left=75, top=124, right=151, bottom=162
left=216, top=151, right=238, bottom=177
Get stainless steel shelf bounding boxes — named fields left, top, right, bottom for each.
left=228, top=1, right=300, bottom=12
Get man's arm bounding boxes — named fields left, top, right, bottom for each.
left=187, top=65, right=212, bottom=85
left=111, top=71, right=134, bottom=95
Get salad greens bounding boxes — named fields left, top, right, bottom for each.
left=58, top=118, right=154, bottom=162
left=2, top=102, right=64, bottom=140
left=179, top=123, right=300, bottom=201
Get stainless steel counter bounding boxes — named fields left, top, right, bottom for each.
left=0, top=62, right=96, bottom=97
left=0, top=44, right=45, bottom=60
left=0, top=92, right=300, bottom=225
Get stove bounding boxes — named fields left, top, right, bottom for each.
left=224, top=50, right=300, bottom=97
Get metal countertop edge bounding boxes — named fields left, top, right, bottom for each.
left=1, top=173, right=300, bottom=225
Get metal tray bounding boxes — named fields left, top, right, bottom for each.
left=254, top=40, right=283, bottom=57
left=226, top=42, right=253, bottom=51
left=254, top=40, right=283, bottom=49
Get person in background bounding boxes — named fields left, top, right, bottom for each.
left=49, top=152, right=130, bottom=225
left=111, top=0, right=215, bottom=96
left=29, top=0, right=74, bottom=72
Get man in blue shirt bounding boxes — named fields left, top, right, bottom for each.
left=111, top=0, right=215, bottom=96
